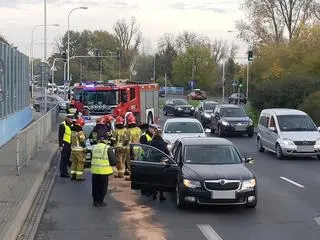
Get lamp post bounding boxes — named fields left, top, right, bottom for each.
left=67, top=6, right=88, bottom=85
left=31, top=23, right=59, bottom=98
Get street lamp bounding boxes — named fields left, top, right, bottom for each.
left=67, top=6, right=88, bottom=85
left=31, top=23, right=59, bottom=98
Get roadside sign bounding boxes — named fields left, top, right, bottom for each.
left=189, top=80, right=196, bottom=89
left=35, top=62, right=50, bottom=87
left=232, top=80, right=238, bottom=87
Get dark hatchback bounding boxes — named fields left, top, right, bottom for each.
left=163, top=99, right=195, bottom=116
left=210, top=104, right=254, bottom=137
left=130, top=137, right=257, bottom=209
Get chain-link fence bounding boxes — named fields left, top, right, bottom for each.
left=0, top=43, right=29, bottom=119
left=16, top=104, right=59, bottom=175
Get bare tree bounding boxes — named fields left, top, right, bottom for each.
left=229, top=43, right=239, bottom=59
left=211, top=39, right=228, bottom=64
left=176, top=31, right=210, bottom=53
left=237, top=0, right=314, bottom=44
left=113, top=16, right=142, bottom=72
left=158, top=33, right=176, bottom=51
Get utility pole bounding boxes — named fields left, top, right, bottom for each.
left=118, top=50, right=121, bottom=80
left=43, top=0, right=47, bottom=115
left=246, top=62, right=249, bottom=99
left=191, top=47, right=195, bottom=91
left=164, top=72, right=167, bottom=100
left=153, top=56, right=156, bottom=83
left=222, top=61, right=225, bottom=103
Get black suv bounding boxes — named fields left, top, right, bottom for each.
left=210, top=104, right=254, bottom=137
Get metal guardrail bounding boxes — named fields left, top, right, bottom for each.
left=15, top=105, right=59, bottom=175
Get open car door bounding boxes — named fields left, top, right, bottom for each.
left=130, top=143, right=178, bottom=192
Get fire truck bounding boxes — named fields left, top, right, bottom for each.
left=72, top=80, right=160, bottom=124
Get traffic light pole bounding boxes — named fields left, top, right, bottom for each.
left=222, top=61, right=225, bottom=103
left=246, top=61, right=249, bottom=99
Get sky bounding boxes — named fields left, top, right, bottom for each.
left=0, top=0, right=248, bottom=62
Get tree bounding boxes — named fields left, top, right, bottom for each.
left=172, top=46, right=219, bottom=92
left=113, top=17, right=142, bottom=75
left=236, top=0, right=314, bottom=44
left=211, top=39, right=229, bottom=64
left=176, top=31, right=210, bottom=53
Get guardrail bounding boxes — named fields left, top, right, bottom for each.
left=15, top=104, right=59, bottom=175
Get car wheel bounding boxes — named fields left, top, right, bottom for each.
left=176, top=184, right=186, bottom=209
left=317, top=155, right=320, bottom=160
left=245, top=197, right=257, bottom=208
left=257, top=138, right=265, bottom=152
left=276, top=143, right=283, bottom=159
left=218, top=125, right=224, bottom=137
left=163, top=109, right=167, bottom=116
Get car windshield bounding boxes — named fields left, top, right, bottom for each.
left=184, top=145, right=242, bottom=164
left=220, top=107, right=247, bottom=117
left=277, top=115, right=317, bottom=132
left=83, top=90, right=118, bottom=106
left=204, top=103, right=217, bottom=110
left=83, top=124, right=95, bottom=136
left=172, top=99, right=188, bottom=105
left=164, top=121, right=203, bottom=133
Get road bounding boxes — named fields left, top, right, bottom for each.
left=34, top=110, right=320, bottom=240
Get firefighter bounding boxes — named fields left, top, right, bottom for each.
left=89, top=117, right=108, bottom=145
left=91, top=135, right=116, bottom=207
left=111, top=116, right=130, bottom=178
left=58, top=114, right=73, bottom=178
left=103, top=114, right=114, bottom=142
left=124, top=111, right=134, bottom=127
left=70, top=117, right=86, bottom=181
left=125, top=115, right=142, bottom=180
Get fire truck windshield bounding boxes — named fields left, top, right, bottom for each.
left=83, top=90, right=118, bottom=106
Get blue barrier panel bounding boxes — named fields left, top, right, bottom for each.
left=160, top=87, right=184, bottom=94
left=0, top=107, right=32, bottom=147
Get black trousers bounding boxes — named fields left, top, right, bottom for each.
left=92, top=174, right=109, bottom=203
left=60, top=143, right=71, bottom=175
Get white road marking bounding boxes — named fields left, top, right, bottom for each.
left=197, top=224, right=223, bottom=240
left=314, top=217, right=320, bottom=226
left=280, top=176, right=305, bottom=188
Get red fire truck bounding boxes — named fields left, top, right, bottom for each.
left=72, top=80, right=160, bottom=124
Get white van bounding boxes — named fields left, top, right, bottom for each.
left=256, top=108, right=320, bottom=159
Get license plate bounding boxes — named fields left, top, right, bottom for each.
left=297, top=146, right=314, bottom=152
left=184, top=109, right=190, bottom=112
left=211, top=191, right=236, bottom=199
left=235, top=126, right=246, bottom=131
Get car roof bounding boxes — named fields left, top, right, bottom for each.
left=203, top=100, right=219, bottom=104
left=170, top=98, right=187, bottom=101
left=164, top=118, right=200, bottom=123
left=179, top=137, right=233, bottom=146
left=261, top=108, right=307, bottom=116
left=218, top=104, right=242, bottom=108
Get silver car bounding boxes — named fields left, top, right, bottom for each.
left=256, top=108, right=320, bottom=159
left=162, top=118, right=206, bottom=145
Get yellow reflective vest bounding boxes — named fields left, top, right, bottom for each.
left=63, top=122, right=72, bottom=143
left=91, top=143, right=113, bottom=175
left=128, top=127, right=142, bottom=144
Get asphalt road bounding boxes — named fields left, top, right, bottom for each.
left=34, top=109, right=320, bottom=240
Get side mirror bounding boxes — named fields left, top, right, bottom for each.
left=244, top=157, right=254, bottom=164
left=268, top=126, right=276, bottom=132
left=317, top=126, right=320, bottom=132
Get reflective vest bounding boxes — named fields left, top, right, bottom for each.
left=71, top=131, right=86, bottom=151
left=68, top=107, right=77, bottom=114
left=91, top=143, right=113, bottom=175
left=142, top=132, right=152, bottom=143
left=128, top=127, right=142, bottom=144
left=63, top=122, right=72, bottom=143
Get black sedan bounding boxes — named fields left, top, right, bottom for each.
left=193, top=100, right=219, bottom=128
left=210, top=104, right=254, bottom=137
left=163, top=99, right=194, bottom=116
left=130, top=137, right=257, bottom=209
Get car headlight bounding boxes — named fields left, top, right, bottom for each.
left=221, top=120, right=229, bottom=126
left=315, top=139, right=320, bottom=147
left=191, top=107, right=194, bottom=110
left=283, top=138, right=295, bottom=146
left=241, top=178, right=256, bottom=189
left=248, top=119, right=253, bottom=125
left=183, top=179, right=201, bottom=189
left=177, top=107, right=182, bottom=111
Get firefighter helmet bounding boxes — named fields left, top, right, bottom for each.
left=127, top=115, right=136, bottom=125
left=115, top=116, right=124, bottom=125
left=125, top=112, right=134, bottom=121
left=75, top=117, right=85, bottom=127
left=104, top=114, right=114, bottom=123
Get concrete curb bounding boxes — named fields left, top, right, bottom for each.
left=3, top=145, right=59, bottom=240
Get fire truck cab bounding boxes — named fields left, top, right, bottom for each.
left=72, top=80, right=160, bottom=124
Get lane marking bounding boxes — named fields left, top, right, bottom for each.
left=197, top=224, right=223, bottom=240
left=314, top=217, right=320, bottom=226
left=280, top=176, right=305, bottom=188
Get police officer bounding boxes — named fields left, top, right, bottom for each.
left=125, top=115, right=142, bottom=179
left=58, top=114, right=73, bottom=177
left=150, top=127, right=170, bottom=201
left=70, top=117, right=86, bottom=181
left=111, top=116, right=130, bottom=178
left=139, top=124, right=154, bottom=145
left=91, top=135, right=116, bottom=207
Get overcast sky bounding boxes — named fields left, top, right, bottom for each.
left=0, top=0, right=247, bottom=61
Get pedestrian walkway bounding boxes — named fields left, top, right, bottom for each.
left=0, top=120, right=61, bottom=240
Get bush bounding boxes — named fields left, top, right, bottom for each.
left=250, top=75, right=320, bottom=112
left=245, top=105, right=260, bottom=126
left=299, top=90, right=320, bottom=126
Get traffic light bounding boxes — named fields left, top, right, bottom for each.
left=248, top=50, right=253, bottom=61
left=238, top=78, right=243, bottom=88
